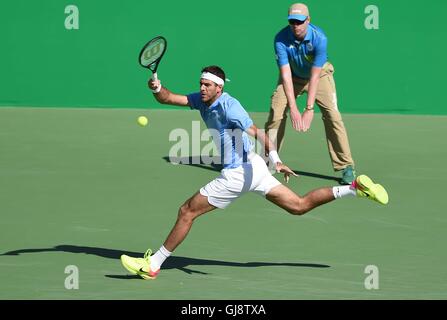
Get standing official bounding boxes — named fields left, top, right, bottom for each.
left=265, top=3, right=355, bottom=184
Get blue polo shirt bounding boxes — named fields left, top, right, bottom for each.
left=274, top=24, right=328, bottom=79
left=187, top=92, right=254, bottom=169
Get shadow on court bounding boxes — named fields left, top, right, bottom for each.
left=1, top=244, right=330, bottom=278
left=162, top=156, right=341, bottom=183
left=292, top=170, right=341, bottom=183
left=162, top=156, right=222, bottom=172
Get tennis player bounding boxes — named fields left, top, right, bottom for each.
left=120, top=65, right=388, bottom=279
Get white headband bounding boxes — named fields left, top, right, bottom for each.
left=201, top=72, right=225, bottom=86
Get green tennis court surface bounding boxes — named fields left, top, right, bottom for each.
left=0, top=107, right=446, bottom=299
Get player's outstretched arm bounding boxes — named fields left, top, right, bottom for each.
left=148, top=75, right=189, bottom=107
left=246, top=124, right=298, bottom=182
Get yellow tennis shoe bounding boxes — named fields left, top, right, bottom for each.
left=355, top=175, right=389, bottom=205
left=120, top=249, right=160, bottom=280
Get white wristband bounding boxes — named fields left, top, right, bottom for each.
left=269, top=150, right=282, bottom=164
left=152, top=84, right=162, bottom=93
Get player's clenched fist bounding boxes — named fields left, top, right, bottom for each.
left=147, top=76, right=161, bottom=93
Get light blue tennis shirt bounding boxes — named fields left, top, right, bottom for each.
left=187, top=92, right=254, bottom=169
left=275, top=23, right=328, bottom=79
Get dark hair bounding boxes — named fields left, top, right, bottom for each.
left=201, top=65, right=226, bottom=83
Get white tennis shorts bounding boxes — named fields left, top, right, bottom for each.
left=200, top=152, right=281, bottom=209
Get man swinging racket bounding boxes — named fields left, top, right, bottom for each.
left=120, top=65, right=389, bottom=280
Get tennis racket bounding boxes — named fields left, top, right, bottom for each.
left=138, top=36, right=167, bottom=81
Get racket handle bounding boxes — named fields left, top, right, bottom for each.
left=151, top=72, right=162, bottom=93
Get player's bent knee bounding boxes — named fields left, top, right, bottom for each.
left=177, top=203, right=200, bottom=223
left=288, top=202, right=309, bottom=216
left=178, top=204, right=192, bottom=219
left=288, top=207, right=306, bottom=216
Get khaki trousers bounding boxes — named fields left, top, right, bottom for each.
left=265, top=63, right=354, bottom=171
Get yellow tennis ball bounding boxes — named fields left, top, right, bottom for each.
left=137, top=116, right=148, bottom=126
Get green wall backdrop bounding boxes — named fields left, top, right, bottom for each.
left=0, top=0, right=444, bottom=114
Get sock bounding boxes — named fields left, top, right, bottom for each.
left=332, top=185, right=356, bottom=199
left=150, top=245, right=172, bottom=271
